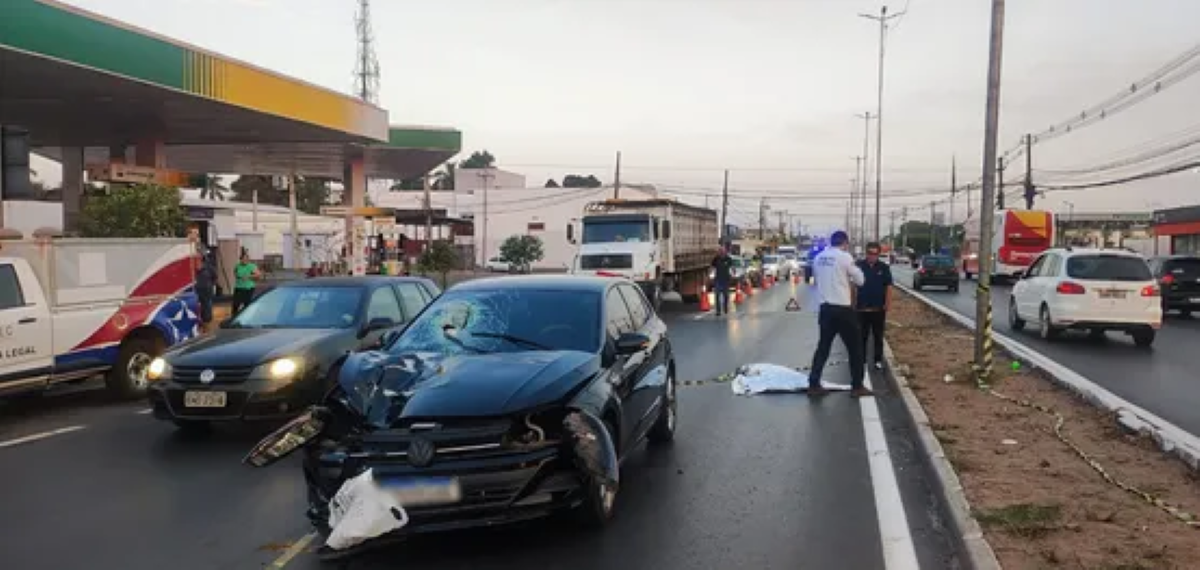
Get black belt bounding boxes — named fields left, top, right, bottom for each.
left=821, top=303, right=852, bottom=309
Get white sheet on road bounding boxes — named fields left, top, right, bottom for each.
left=731, top=363, right=853, bottom=395
left=326, top=469, right=409, bottom=551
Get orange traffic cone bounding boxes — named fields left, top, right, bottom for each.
left=734, top=286, right=744, bottom=304
left=766, top=275, right=773, bottom=288
left=699, top=290, right=712, bottom=312
left=793, top=273, right=800, bottom=285
left=744, top=280, right=753, bottom=296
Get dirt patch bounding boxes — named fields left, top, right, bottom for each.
left=887, top=292, right=1200, bottom=569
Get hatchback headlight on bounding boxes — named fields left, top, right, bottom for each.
left=252, top=357, right=304, bottom=382
left=147, top=357, right=171, bottom=381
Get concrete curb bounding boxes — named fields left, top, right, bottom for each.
left=896, top=283, right=1200, bottom=474
left=881, top=340, right=1002, bottom=570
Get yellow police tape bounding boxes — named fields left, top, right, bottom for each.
left=987, top=388, right=1199, bottom=529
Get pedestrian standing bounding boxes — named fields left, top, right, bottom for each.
left=806, top=231, right=872, bottom=398
left=711, top=246, right=734, bottom=316
left=194, top=251, right=217, bottom=332
left=231, top=249, right=262, bottom=317
left=856, top=242, right=893, bottom=370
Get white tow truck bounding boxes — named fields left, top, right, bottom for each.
left=0, top=229, right=201, bottom=399
left=567, top=199, right=720, bottom=309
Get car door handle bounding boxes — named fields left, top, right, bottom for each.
left=18, top=317, right=36, bottom=324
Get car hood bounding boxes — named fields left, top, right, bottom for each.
left=166, top=328, right=348, bottom=367
left=335, top=349, right=599, bottom=427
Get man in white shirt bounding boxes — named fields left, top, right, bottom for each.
left=807, top=230, right=872, bottom=397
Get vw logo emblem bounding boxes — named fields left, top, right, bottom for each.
left=407, top=437, right=436, bottom=468
left=199, top=369, right=215, bottom=384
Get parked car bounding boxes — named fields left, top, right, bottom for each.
left=1008, top=248, right=1161, bottom=347
left=1148, top=255, right=1200, bottom=317
left=242, top=275, right=678, bottom=561
left=761, top=254, right=783, bottom=280
left=912, top=255, right=960, bottom=292
left=147, top=276, right=440, bottom=431
left=483, top=256, right=513, bottom=272
left=708, top=255, right=750, bottom=291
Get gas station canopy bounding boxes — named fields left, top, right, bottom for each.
left=0, top=0, right=461, bottom=178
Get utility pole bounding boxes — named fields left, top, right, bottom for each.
left=845, top=182, right=854, bottom=234
left=861, top=5, right=905, bottom=243
left=288, top=172, right=298, bottom=270
left=758, top=198, right=767, bottom=241
left=477, top=169, right=495, bottom=266
left=974, top=0, right=1006, bottom=387
left=613, top=151, right=622, bottom=200
left=720, top=170, right=730, bottom=245
left=777, top=210, right=786, bottom=242
left=889, top=210, right=897, bottom=247
left=949, top=156, right=957, bottom=230
left=929, top=201, right=937, bottom=254
left=353, top=0, right=381, bottom=104
left=852, top=156, right=863, bottom=237
left=901, top=206, right=909, bottom=250
left=855, top=114, right=874, bottom=245
left=1022, top=134, right=1036, bottom=209
left=996, top=156, right=1006, bottom=210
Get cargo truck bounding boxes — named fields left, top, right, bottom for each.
left=0, top=230, right=201, bottom=399
left=567, top=199, right=720, bottom=310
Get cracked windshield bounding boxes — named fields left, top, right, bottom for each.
left=3, top=1, right=1200, bottom=569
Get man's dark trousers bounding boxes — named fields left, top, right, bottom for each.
left=713, top=281, right=730, bottom=314
left=808, top=304, right=866, bottom=389
left=860, top=310, right=886, bottom=364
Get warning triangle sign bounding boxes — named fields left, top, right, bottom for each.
left=785, top=298, right=801, bottom=312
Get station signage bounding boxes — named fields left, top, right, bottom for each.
left=85, top=163, right=189, bottom=187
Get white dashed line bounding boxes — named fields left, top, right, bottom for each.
left=136, top=408, right=153, bottom=415
left=859, top=373, right=920, bottom=570
left=0, top=425, right=87, bottom=449
left=267, top=532, right=317, bottom=569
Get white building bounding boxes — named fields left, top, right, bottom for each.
left=371, top=172, right=659, bottom=270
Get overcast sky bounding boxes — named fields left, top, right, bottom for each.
left=40, top=0, right=1200, bottom=233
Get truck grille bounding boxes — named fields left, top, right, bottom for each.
left=580, top=254, right=632, bottom=270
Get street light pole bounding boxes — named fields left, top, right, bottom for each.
left=855, top=113, right=874, bottom=245
left=861, top=5, right=904, bottom=243
left=973, top=0, right=1006, bottom=387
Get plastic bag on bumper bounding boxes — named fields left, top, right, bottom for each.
left=326, top=469, right=409, bottom=551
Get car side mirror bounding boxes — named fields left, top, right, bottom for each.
left=661, top=220, right=672, bottom=239
left=615, top=332, right=650, bottom=355
left=359, top=317, right=395, bottom=339
left=567, top=224, right=576, bottom=244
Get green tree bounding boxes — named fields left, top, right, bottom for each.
left=499, top=234, right=544, bottom=273
left=78, top=184, right=186, bottom=238
left=459, top=150, right=496, bottom=169
left=230, top=175, right=281, bottom=206
left=417, top=240, right=459, bottom=287
left=544, top=178, right=560, bottom=188
left=433, top=163, right=456, bottom=190
left=189, top=174, right=229, bottom=200
left=562, top=174, right=602, bottom=188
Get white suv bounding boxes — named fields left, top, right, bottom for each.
left=1008, top=248, right=1161, bottom=347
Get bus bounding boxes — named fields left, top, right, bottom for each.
left=961, top=209, right=1056, bottom=281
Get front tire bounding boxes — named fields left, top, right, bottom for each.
left=107, top=333, right=165, bottom=400
left=647, top=368, right=677, bottom=444
left=1008, top=298, right=1025, bottom=331
left=574, top=421, right=620, bottom=528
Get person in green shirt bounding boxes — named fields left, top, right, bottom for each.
left=231, top=250, right=262, bottom=316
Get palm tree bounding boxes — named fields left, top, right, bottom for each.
left=192, top=174, right=229, bottom=200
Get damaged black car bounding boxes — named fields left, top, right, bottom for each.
left=244, top=275, right=678, bottom=559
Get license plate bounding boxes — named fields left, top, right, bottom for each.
left=377, top=476, right=462, bottom=507
left=1098, top=290, right=1127, bottom=299
left=184, top=391, right=227, bottom=408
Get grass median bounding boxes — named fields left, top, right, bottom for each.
left=887, top=292, right=1200, bottom=569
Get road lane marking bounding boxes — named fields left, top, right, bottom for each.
left=0, top=425, right=87, bottom=449
left=859, top=373, right=920, bottom=570
left=267, top=532, right=316, bottom=569
left=136, top=408, right=153, bottom=415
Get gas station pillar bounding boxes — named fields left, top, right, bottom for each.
left=342, top=156, right=367, bottom=275
left=60, top=147, right=84, bottom=233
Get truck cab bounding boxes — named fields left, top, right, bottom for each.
left=0, top=258, right=52, bottom=390
left=569, top=212, right=666, bottom=284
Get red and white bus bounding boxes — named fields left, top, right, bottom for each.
left=961, top=209, right=1056, bottom=281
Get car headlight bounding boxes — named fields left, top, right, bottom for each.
left=252, top=357, right=304, bottom=382
left=147, top=357, right=171, bottom=381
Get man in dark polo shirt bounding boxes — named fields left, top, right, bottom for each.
left=711, top=245, right=735, bottom=316
left=855, top=242, right=893, bottom=370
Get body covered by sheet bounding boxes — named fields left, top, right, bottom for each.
left=326, top=469, right=409, bottom=550
left=730, top=363, right=852, bottom=396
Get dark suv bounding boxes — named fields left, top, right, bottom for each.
left=1148, top=255, right=1200, bottom=317
left=912, top=255, right=959, bottom=292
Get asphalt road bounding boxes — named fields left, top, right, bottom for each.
left=892, top=265, right=1200, bottom=437
left=0, top=279, right=960, bottom=570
